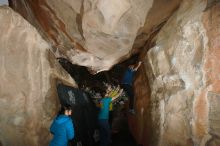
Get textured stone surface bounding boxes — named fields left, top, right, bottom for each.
left=207, top=92, right=220, bottom=146
left=128, top=65, right=152, bottom=145
left=133, top=0, right=181, bottom=49
left=0, top=6, right=75, bottom=146
left=140, top=0, right=220, bottom=146
left=203, top=2, right=220, bottom=146
left=9, top=0, right=181, bottom=72
left=2, top=0, right=220, bottom=146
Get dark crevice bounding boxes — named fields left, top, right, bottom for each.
left=58, top=54, right=140, bottom=89
left=58, top=55, right=141, bottom=146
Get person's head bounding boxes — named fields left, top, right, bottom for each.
left=99, top=88, right=107, bottom=98
left=91, top=84, right=107, bottom=97
left=128, top=64, right=135, bottom=69
left=58, top=104, right=72, bottom=116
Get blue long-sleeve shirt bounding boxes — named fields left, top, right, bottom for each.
left=98, top=97, right=112, bottom=120
left=121, top=68, right=135, bottom=85
left=49, top=115, right=74, bottom=146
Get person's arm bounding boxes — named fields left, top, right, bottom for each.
left=133, top=61, right=142, bottom=71
left=111, top=89, right=123, bottom=101
left=105, top=85, right=123, bottom=101
left=66, top=119, right=75, bottom=140
left=108, top=86, right=119, bottom=97
left=50, top=119, right=55, bottom=134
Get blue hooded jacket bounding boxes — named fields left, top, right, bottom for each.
left=49, top=115, right=74, bottom=146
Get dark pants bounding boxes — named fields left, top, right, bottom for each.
left=122, top=84, right=134, bottom=109
left=99, top=119, right=111, bottom=146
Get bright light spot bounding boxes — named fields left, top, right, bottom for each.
left=0, top=0, right=8, bottom=5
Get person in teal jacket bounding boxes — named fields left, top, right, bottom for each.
left=49, top=105, right=75, bottom=146
left=98, top=86, right=123, bottom=146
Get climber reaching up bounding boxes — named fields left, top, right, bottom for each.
left=121, top=61, right=142, bottom=114
left=98, top=86, right=123, bottom=146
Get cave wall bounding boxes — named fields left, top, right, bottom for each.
left=1, top=0, right=220, bottom=146
left=0, top=6, right=75, bottom=146
left=127, top=65, right=152, bottom=145
left=135, top=0, right=220, bottom=146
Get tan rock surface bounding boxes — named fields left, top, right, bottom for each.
left=142, top=0, right=220, bottom=145
left=9, top=0, right=181, bottom=72
left=3, top=0, right=220, bottom=146
left=0, top=6, right=75, bottom=146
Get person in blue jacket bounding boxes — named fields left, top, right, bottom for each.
left=98, top=86, right=123, bottom=146
left=49, top=104, right=75, bottom=146
left=121, top=61, right=142, bottom=114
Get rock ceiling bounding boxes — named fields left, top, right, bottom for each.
left=9, top=0, right=181, bottom=72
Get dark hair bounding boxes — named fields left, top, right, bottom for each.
left=90, top=84, right=107, bottom=97
left=125, top=54, right=139, bottom=66
left=99, top=89, right=106, bottom=97
left=58, top=104, right=72, bottom=116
